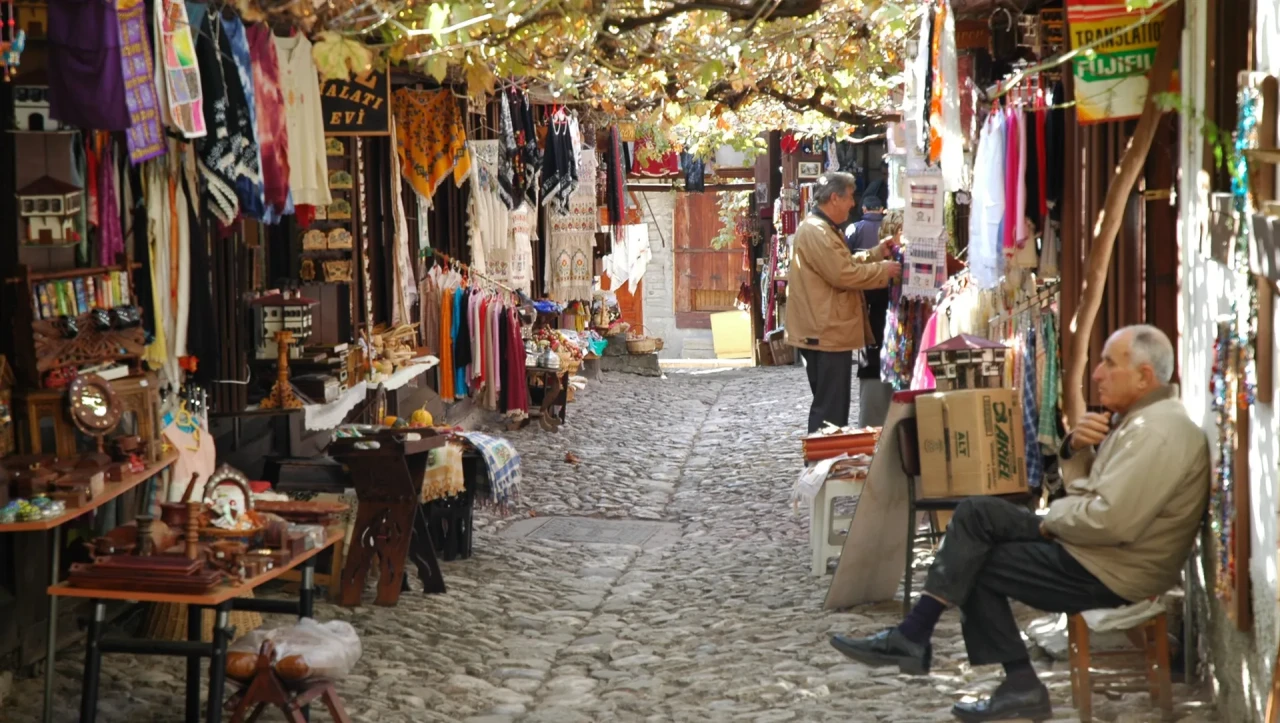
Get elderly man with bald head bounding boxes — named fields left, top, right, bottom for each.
left=829, top=325, right=1210, bottom=723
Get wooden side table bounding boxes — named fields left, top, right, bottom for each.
left=327, top=430, right=446, bottom=606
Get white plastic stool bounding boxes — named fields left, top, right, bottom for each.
left=810, top=476, right=865, bottom=575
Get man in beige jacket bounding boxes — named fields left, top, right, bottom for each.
left=785, top=172, right=901, bottom=433
left=830, top=325, right=1209, bottom=723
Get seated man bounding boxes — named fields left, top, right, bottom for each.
left=830, top=324, right=1210, bottom=722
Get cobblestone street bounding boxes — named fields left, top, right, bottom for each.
left=5, top=366, right=1216, bottom=723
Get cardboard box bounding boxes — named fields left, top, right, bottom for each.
left=916, top=389, right=1027, bottom=498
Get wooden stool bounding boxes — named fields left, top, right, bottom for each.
left=1067, top=610, right=1173, bottom=722
left=226, top=640, right=352, bottom=723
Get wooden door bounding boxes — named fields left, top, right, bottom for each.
left=674, top=192, right=749, bottom=329
left=600, top=272, right=644, bottom=331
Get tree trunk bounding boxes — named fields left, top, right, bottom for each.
left=1063, top=2, right=1184, bottom=426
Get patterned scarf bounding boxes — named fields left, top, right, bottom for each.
left=457, top=432, right=522, bottom=510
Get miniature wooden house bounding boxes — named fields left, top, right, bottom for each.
left=14, top=82, right=58, bottom=130
left=252, top=291, right=318, bottom=360
left=923, top=334, right=1010, bottom=391
left=18, top=176, right=82, bottom=244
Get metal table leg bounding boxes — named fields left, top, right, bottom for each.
left=186, top=604, right=202, bottom=722
left=300, top=561, right=315, bottom=722
left=79, top=601, right=105, bottom=723
left=42, top=525, right=62, bottom=723
left=206, top=604, right=231, bottom=723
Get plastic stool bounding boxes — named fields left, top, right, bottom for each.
left=810, top=476, right=864, bottom=575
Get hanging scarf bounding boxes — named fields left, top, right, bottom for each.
left=389, top=115, right=416, bottom=324
left=118, top=0, right=165, bottom=164
left=497, top=93, right=518, bottom=209
left=606, top=126, right=626, bottom=238
left=97, top=138, right=125, bottom=267
left=154, top=0, right=205, bottom=138
left=193, top=11, right=239, bottom=224
left=392, top=88, right=471, bottom=201
left=245, top=24, right=290, bottom=218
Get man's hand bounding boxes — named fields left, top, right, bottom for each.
left=879, top=236, right=900, bottom=256
left=881, top=261, right=902, bottom=280
left=1069, top=412, right=1112, bottom=451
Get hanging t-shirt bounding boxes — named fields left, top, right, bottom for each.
left=274, top=34, right=331, bottom=207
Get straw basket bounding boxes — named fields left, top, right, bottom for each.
left=626, top=326, right=659, bottom=355
left=146, top=596, right=263, bottom=643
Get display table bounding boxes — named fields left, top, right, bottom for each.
left=297, top=359, right=438, bottom=432
left=327, top=430, right=447, bottom=606
left=526, top=366, right=568, bottom=432
left=48, top=529, right=343, bottom=723
left=0, top=451, right=178, bottom=723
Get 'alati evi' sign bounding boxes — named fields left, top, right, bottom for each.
left=321, top=70, right=391, bottom=136
left=1066, top=0, right=1179, bottom=124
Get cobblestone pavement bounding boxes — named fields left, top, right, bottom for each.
left=4, top=366, right=1216, bottom=722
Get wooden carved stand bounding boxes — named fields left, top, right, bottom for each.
left=260, top=331, right=302, bottom=410
left=327, top=431, right=446, bottom=606
left=225, top=640, right=351, bottom=723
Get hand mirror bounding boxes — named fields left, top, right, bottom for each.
left=68, top=374, right=123, bottom=453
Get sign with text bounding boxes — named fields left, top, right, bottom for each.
left=1066, top=0, right=1178, bottom=124
left=320, top=70, right=390, bottom=136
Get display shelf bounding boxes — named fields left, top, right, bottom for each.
left=47, top=529, right=343, bottom=605
left=0, top=450, right=177, bottom=533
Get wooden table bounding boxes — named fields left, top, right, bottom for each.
left=49, top=529, right=343, bottom=723
left=327, top=431, right=447, bottom=607
left=526, top=366, right=568, bottom=432
left=0, top=451, right=177, bottom=723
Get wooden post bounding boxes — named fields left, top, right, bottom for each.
left=1063, top=2, right=1184, bottom=425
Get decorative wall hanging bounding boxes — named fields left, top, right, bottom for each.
left=329, top=170, right=353, bottom=189
left=328, top=199, right=352, bottom=220
left=326, top=228, right=353, bottom=250
left=904, top=171, right=945, bottom=238
left=324, top=260, right=353, bottom=283
left=302, top=229, right=327, bottom=250
left=300, top=259, right=317, bottom=282
left=326, top=138, right=345, bottom=156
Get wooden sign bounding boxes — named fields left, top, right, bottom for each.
left=320, top=70, right=390, bottom=136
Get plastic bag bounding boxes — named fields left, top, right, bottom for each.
left=227, top=618, right=362, bottom=682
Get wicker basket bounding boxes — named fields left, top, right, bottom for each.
left=626, top=326, right=659, bottom=355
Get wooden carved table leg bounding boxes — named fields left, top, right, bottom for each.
left=340, top=503, right=414, bottom=607
left=538, top=372, right=562, bottom=433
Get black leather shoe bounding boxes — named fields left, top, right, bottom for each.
left=829, top=628, right=932, bottom=675
left=951, top=680, right=1053, bottom=722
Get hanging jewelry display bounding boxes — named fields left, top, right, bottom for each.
left=1, top=0, right=25, bottom=82
left=1212, top=80, right=1262, bottom=629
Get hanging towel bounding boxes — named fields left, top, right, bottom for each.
left=457, top=432, right=522, bottom=510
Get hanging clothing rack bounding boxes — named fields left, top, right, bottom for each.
left=425, top=247, right=523, bottom=299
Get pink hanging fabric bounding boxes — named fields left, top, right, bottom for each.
left=910, top=310, right=940, bottom=391
left=98, top=146, right=125, bottom=267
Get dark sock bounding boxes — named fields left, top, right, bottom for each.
left=897, top=595, right=945, bottom=644
left=1002, top=658, right=1040, bottom=689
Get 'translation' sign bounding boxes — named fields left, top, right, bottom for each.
left=321, top=70, right=391, bottom=136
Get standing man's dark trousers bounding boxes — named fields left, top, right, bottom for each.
left=800, top=348, right=853, bottom=433
left=927, top=497, right=1129, bottom=666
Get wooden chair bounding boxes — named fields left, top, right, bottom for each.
left=1067, top=609, right=1174, bottom=722
left=896, top=417, right=1035, bottom=617
left=226, top=640, right=352, bottom=723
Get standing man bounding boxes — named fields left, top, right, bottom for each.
left=786, top=172, right=902, bottom=433
left=845, top=201, right=898, bottom=428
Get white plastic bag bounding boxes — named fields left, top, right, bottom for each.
left=229, top=618, right=362, bottom=681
